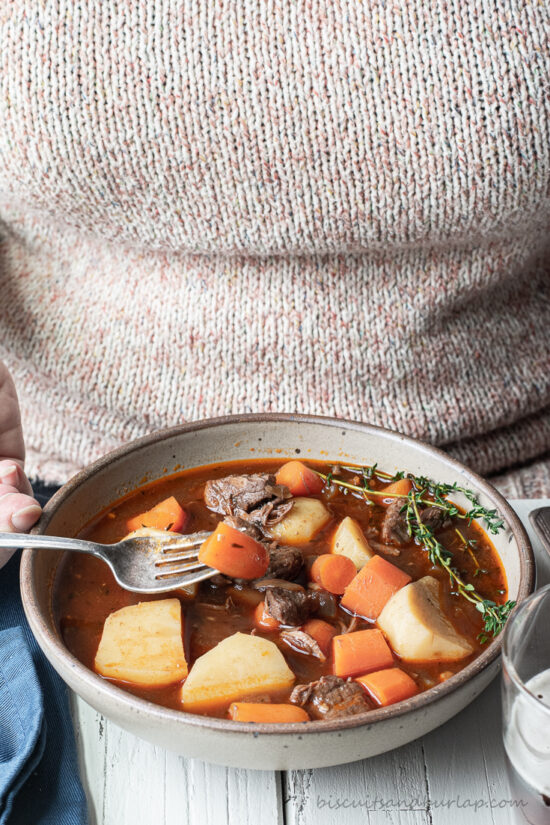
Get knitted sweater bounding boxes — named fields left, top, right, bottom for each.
left=1, top=1, right=549, bottom=495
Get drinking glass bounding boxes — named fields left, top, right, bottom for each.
left=502, top=584, right=550, bottom=825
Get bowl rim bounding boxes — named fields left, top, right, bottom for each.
left=20, top=412, right=536, bottom=736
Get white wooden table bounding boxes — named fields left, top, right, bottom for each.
left=71, top=500, right=550, bottom=825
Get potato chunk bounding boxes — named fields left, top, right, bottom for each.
left=377, top=576, right=474, bottom=662
left=332, top=516, right=374, bottom=570
left=95, top=598, right=188, bottom=687
left=266, top=497, right=331, bottom=545
left=181, top=632, right=295, bottom=711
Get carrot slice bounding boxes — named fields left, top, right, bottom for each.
left=198, top=522, right=269, bottom=579
left=356, top=668, right=418, bottom=706
left=302, top=619, right=337, bottom=656
left=340, top=554, right=412, bottom=620
left=228, top=702, right=310, bottom=723
left=378, top=478, right=413, bottom=507
left=310, top=553, right=357, bottom=594
left=254, top=600, right=280, bottom=631
left=332, top=628, right=394, bottom=678
left=126, top=496, right=188, bottom=533
left=275, top=460, right=324, bottom=496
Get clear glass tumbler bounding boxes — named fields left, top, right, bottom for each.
left=502, top=583, right=550, bottom=825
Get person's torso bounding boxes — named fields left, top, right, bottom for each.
left=0, top=1, right=549, bottom=484
left=1, top=0, right=548, bottom=254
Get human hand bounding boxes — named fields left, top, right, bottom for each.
left=0, top=362, right=41, bottom=568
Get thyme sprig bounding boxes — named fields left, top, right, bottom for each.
left=318, top=469, right=504, bottom=533
left=315, top=465, right=515, bottom=640
left=406, top=491, right=514, bottom=641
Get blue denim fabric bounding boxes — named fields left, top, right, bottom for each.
left=0, top=485, right=87, bottom=825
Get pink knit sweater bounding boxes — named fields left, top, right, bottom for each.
left=0, top=2, right=549, bottom=496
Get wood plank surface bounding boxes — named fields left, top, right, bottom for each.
left=284, top=740, right=431, bottom=825
left=70, top=500, right=549, bottom=825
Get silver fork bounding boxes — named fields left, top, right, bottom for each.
left=0, top=531, right=216, bottom=593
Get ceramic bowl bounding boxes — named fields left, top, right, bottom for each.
left=20, top=414, right=535, bottom=770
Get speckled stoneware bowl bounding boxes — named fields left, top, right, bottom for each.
left=20, top=414, right=535, bottom=770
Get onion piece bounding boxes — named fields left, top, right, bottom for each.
left=368, top=539, right=401, bottom=556
left=226, top=586, right=263, bottom=608
left=342, top=615, right=360, bottom=634
left=251, top=578, right=305, bottom=592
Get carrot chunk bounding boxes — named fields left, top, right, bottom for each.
left=378, top=478, right=413, bottom=507
left=302, top=619, right=337, bottom=656
left=228, top=702, right=310, bottom=723
left=126, top=496, right=188, bottom=533
left=356, top=668, right=418, bottom=707
left=275, top=460, right=324, bottom=496
left=310, top=553, right=357, bottom=594
left=254, top=600, right=280, bottom=631
left=198, top=522, right=269, bottom=580
left=340, top=554, right=412, bottom=620
left=332, top=628, right=394, bottom=678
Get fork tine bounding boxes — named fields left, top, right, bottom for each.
left=159, top=544, right=201, bottom=554
left=157, top=549, right=200, bottom=563
left=154, top=559, right=204, bottom=572
left=155, top=566, right=216, bottom=584
left=157, top=532, right=211, bottom=552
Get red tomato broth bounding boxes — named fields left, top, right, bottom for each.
left=53, top=459, right=508, bottom=718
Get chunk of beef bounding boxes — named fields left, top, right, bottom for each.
left=264, top=587, right=314, bottom=626
left=264, top=543, right=303, bottom=580
left=420, top=506, right=452, bottom=532
left=280, top=629, right=326, bottom=661
left=222, top=515, right=262, bottom=540
left=204, top=474, right=293, bottom=529
left=290, top=675, right=370, bottom=720
left=205, top=474, right=273, bottom=513
left=382, top=499, right=451, bottom=553
left=380, top=499, right=411, bottom=545
left=380, top=500, right=451, bottom=546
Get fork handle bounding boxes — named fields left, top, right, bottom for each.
left=0, top=532, right=102, bottom=556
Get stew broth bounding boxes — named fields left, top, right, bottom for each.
left=54, top=459, right=507, bottom=718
